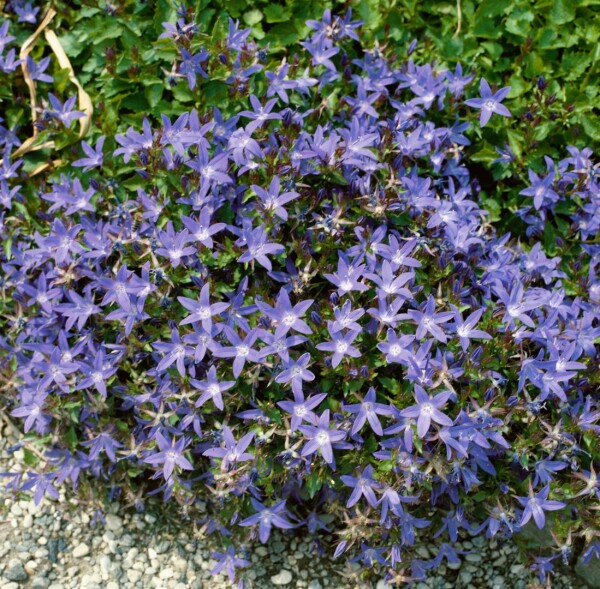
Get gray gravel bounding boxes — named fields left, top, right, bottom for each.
left=0, top=414, right=591, bottom=589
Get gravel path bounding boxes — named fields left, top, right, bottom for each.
left=0, top=416, right=591, bottom=589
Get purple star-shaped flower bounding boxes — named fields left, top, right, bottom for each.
left=516, top=485, right=565, bottom=529
left=316, top=329, right=361, bottom=368
left=239, top=498, right=297, bottom=544
left=143, top=431, right=194, bottom=480
left=252, top=177, right=299, bottom=221
left=277, top=390, right=327, bottom=431
left=377, top=329, right=415, bottom=364
left=341, top=464, right=381, bottom=508
left=203, top=425, right=255, bottom=471
left=178, top=282, right=229, bottom=331
left=256, top=288, right=313, bottom=338
left=190, top=365, right=235, bottom=411
left=237, top=224, right=285, bottom=271
left=464, top=78, right=511, bottom=127
left=275, top=352, right=315, bottom=395
left=299, top=409, right=347, bottom=468
left=210, top=545, right=250, bottom=582
left=450, top=307, right=492, bottom=352
left=153, top=329, right=193, bottom=377
left=342, top=387, right=394, bottom=436
left=77, top=348, right=118, bottom=398
left=400, top=385, right=454, bottom=438
left=407, top=296, right=454, bottom=343
left=73, top=136, right=105, bottom=171
left=212, top=326, right=261, bottom=378
left=46, top=93, right=85, bottom=127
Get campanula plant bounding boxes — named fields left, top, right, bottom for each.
left=0, top=3, right=598, bottom=588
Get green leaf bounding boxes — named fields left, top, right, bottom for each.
left=305, top=472, right=322, bottom=499
left=543, top=221, right=557, bottom=255
left=475, top=0, right=512, bottom=19
left=549, top=0, right=576, bottom=24
left=23, top=448, right=38, bottom=467
left=364, top=435, right=377, bottom=453
left=243, top=9, right=263, bottom=26
left=268, top=22, right=301, bottom=47
left=3, top=236, right=12, bottom=259
left=533, top=122, right=553, bottom=142
left=481, top=197, right=502, bottom=222
left=480, top=41, right=504, bottom=60
left=203, top=80, right=228, bottom=107
left=565, top=56, right=593, bottom=84
left=471, top=146, right=500, bottom=164
left=116, top=420, right=130, bottom=433
left=171, top=83, right=195, bottom=103
left=89, top=23, right=124, bottom=44
left=66, top=426, right=78, bottom=449
left=508, top=73, right=528, bottom=98
left=263, top=5, right=290, bottom=23
left=506, top=128, right=523, bottom=161
left=145, top=83, right=164, bottom=109
left=505, top=7, right=534, bottom=37
left=121, top=92, right=149, bottom=111
left=524, top=52, right=546, bottom=77
left=357, top=0, right=383, bottom=30
left=153, top=2, right=175, bottom=34
left=580, top=113, right=600, bottom=141
left=378, top=377, right=401, bottom=394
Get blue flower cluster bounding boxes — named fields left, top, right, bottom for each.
left=1, top=6, right=598, bottom=587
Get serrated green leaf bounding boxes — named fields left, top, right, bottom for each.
left=505, top=7, right=534, bottom=37
left=475, top=0, right=512, bottom=19
left=364, top=435, right=377, bottom=453
left=471, top=146, right=500, bottom=163
left=481, top=197, right=502, bottom=222
left=549, top=0, right=576, bottom=24
left=508, top=73, right=528, bottom=97
left=145, top=83, right=164, bottom=109
left=263, top=5, right=290, bottom=23
left=23, top=448, right=38, bottom=467
left=66, top=426, right=78, bottom=449
left=580, top=113, right=600, bottom=141
left=203, top=80, right=228, bottom=107
left=506, top=128, right=523, bottom=161
left=379, top=377, right=401, bottom=394
left=89, top=23, right=124, bottom=44
left=305, top=472, right=322, bottom=499
left=243, top=9, right=263, bottom=26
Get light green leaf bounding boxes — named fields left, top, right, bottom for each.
left=506, top=129, right=523, bottom=161
left=243, top=9, right=263, bottom=26
left=550, top=0, right=576, bottom=24
left=264, top=5, right=290, bottom=23
left=145, top=83, right=164, bottom=109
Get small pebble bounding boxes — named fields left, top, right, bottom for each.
left=5, top=560, right=28, bottom=582
left=271, top=569, right=293, bottom=585
left=105, top=514, right=123, bottom=532
left=72, top=543, right=90, bottom=558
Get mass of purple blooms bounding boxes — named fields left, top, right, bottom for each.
left=0, top=6, right=598, bottom=587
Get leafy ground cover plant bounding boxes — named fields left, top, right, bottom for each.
left=5, top=0, right=598, bottom=238
left=0, top=2, right=599, bottom=587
